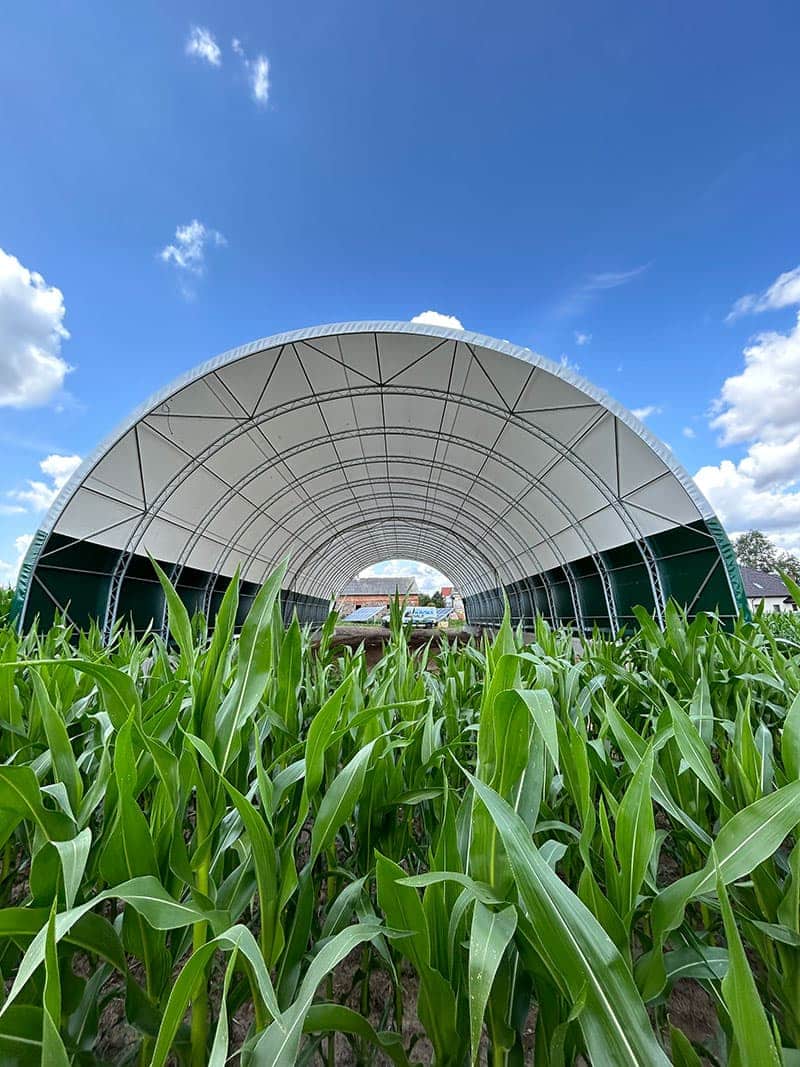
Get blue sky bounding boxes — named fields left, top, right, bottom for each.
left=2, top=1, right=800, bottom=590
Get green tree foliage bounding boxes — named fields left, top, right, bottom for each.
left=0, top=586, right=12, bottom=624
left=734, top=529, right=779, bottom=571
left=734, top=528, right=800, bottom=584
left=778, top=551, right=800, bottom=584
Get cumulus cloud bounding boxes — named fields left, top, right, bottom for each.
left=359, top=559, right=451, bottom=595
left=0, top=247, right=71, bottom=408
left=682, top=426, right=696, bottom=438
left=695, top=460, right=800, bottom=548
left=631, top=404, right=661, bottom=421
left=712, top=315, right=800, bottom=448
left=574, top=331, right=592, bottom=346
left=696, top=308, right=800, bottom=551
left=0, top=533, right=33, bottom=587
left=159, top=220, right=226, bottom=296
left=728, top=265, right=800, bottom=321
left=232, top=39, right=270, bottom=105
left=8, top=453, right=81, bottom=513
left=186, top=26, right=222, bottom=67
left=410, top=310, right=465, bottom=331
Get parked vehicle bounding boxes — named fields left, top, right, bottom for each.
left=382, top=605, right=438, bottom=628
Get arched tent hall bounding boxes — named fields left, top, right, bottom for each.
left=13, top=321, right=746, bottom=635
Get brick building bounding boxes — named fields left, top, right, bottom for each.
left=335, top=576, right=419, bottom=617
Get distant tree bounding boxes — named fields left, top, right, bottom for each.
left=778, top=552, right=800, bottom=585
left=417, top=593, right=432, bottom=607
left=430, top=591, right=444, bottom=608
left=0, top=587, right=12, bottom=625
left=734, top=530, right=778, bottom=573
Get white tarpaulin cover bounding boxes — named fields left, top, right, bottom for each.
left=14, top=322, right=745, bottom=633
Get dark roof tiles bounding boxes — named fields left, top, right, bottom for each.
left=340, top=576, right=419, bottom=596
left=739, top=565, right=790, bottom=598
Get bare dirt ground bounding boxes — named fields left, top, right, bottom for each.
left=319, top=625, right=472, bottom=667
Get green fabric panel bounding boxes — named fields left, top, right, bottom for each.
left=548, top=569, right=575, bottom=623
left=16, top=532, right=121, bottom=631
left=36, top=567, right=112, bottom=630
left=23, top=580, right=59, bottom=631
left=601, top=547, right=655, bottom=619
left=11, top=527, right=48, bottom=629
left=117, top=577, right=164, bottom=633
left=658, top=548, right=720, bottom=605
left=704, top=515, right=749, bottom=619
left=648, top=519, right=742, bottom=622
left=647, top=521, right=711, bottom=557
left=570, top=558, right=608, bottom=625
left=530, top=576, right=551, bottom=620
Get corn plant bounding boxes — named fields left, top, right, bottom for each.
left=1, top=565, right=800, bottom=1064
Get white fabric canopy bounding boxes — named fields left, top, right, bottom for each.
left=15, top=322, right=743, bottom=632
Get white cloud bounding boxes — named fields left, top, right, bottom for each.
left=631, top=404, right=661, bottom=421
left=159, top=220, right=226, bottom=295
left=574, top=331, right=592, bottom=346
left=0, top=534, right=33, bottom=587
left=7, top=453, right=81, bottom=513
left=695, top=461, right=800, bottom=551
left=249, top=56, right=270, bottom=104
left=0, top=247, right=71, bottom=408
left=711, top=314, right=800, bottom=448
left=410, top=310, right=465, bottom=330
left=682, top=426, right=696, bottom=438
left=360, top=559, right=451, bottom=595
left=557, top=264, right=648, bottom=318
left=186, top=26, right=222, bottom=67
left=584, top=266, right=648, bottom=291
left=728, top=265, right=800, bottom=321
left=696, top=310, right=800, bottom=551
left=231, top=39, right=270, bottom=105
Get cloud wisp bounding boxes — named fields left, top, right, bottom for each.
left=184, top=28, right=270, bottom=106
left=557, top=264, right=649, bottom=318
left=631, top=404, right=661, bottom=421
left=232, top=38, right=270, bottom=105
left=574, top=331, right=592, bottom=346
left=727, top=265, right=800, bottom=322
left=186, top=26, right=222, bottom=67
left=159, top=220, right=227, bottom=297
left=0, top=247, right=71, bottom=409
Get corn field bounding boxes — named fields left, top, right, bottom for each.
left=2, top=560, right=800, bottom=1066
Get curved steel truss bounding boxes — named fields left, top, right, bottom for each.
left=13, top=321, right=746, bottom=634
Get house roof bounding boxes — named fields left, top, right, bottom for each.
left=339, top=576, right=419, bottom=597
left=739, top=565, right=790, bottom=598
